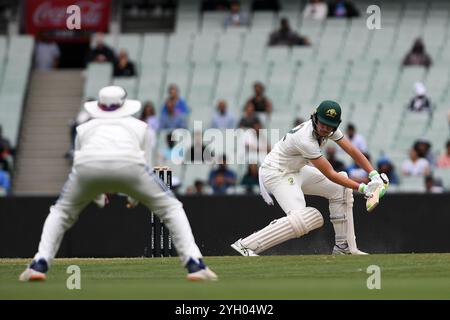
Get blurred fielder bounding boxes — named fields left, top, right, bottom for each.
left=232, top=100, right=389, bottom=256
left=19, top=86, right=217, bottom=282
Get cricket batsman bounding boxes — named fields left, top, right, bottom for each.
left=19, top=86, right=217, bottom=281
left=231, top=100, right=389, bottom=256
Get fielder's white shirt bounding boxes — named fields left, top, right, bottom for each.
left=262, top=120, right=343, bottom=173
left=74, top=117, right=152, bottom=166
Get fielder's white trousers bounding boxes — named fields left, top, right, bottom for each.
left=34, top=161, right=202, bottom=266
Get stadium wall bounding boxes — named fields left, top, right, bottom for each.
left=1, top=194, right=450, bottom=258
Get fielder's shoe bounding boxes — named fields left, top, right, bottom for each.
left=186, top=258, right=218, bottom=281
left=19, top=258, right=48, bottom=282
left=231, top=239, right=259, bottom=257
left=332, top=243, right=369, bottom=255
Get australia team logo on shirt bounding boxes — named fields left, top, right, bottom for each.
left=288, top=177, right=294, bottom=185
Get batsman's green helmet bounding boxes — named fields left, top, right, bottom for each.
left=315, top=100, right=342, bottom=128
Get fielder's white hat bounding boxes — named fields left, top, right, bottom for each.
left=84, top=86, right=141, bottom=118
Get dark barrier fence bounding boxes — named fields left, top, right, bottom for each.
left=1, top=194, right=450, bottom=258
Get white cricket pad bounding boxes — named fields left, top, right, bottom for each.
left=240, top=207, right=323, bottom=254
left=329, top=171, right=358, bottom=252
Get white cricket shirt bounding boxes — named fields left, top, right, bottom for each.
left=73, top=117, right=151, bottom=166
left=262, top=119, right=343, bottom=173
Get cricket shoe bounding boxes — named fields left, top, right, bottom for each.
left=332, top=243, right=369, bottom=255
left=231, top=239, right=259, bottom=257
left=19, top=258, right=48, bottom=281
left=186, top=258, right=218, bottom=281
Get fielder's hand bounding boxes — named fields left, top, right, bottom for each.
left=126, top=197, right=139, bottom=209
left=358, top=181, right=384, bottom=199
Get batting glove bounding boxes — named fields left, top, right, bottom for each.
left=358, top=181, right=383, bottom=200
left=369, top=170, right=389, bottom=194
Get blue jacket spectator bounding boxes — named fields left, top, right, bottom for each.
left=161, top=84, right=189, bottom=116
left=377, top=157, right=399, bottom=185
left=159, top=99, right=187, bottom=130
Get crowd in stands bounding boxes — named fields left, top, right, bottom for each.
left=67, top=7, right=450, bottom=196
left=86, top=33, right=137, bottom=77
left=4, top=0, right=450, bottom=197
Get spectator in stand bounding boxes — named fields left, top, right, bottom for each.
left=34, top=33, right=60, bottom=70
left=86, top=33, right=116, bottom=65
left=238, top=101, right=261, bottom=129
left=402, top=38, right=432, bottom=68
left=326, top=145, right=345, bottom=172
left=208, top=155, right=237, bottom=194
left=224, top=1, right=250, bottom=27
left=0, top=145, right=10, bottom=174
left=303, top=0, right=328, bottom=21
left=140, top=101, right=159, bottom=152
left=425, top=175, right=444, bottom=193
left=159, top=98, right=187, bottom=130
left=377, top=156, right=399, bottom=185
left=346, top=123, right=367, bottom=153
left=186, top=180, right=206, bottom=195
left=437, top=140, right=450, bottom=168
left=246, top=82, right=273, bottom=114
left=241, top=164, right=259, bottom=194
left=402, top=147, right=431, bottom=177
left=408, top=82, right=432, bottom=114
left=268, top=18, right=311, bottom=47
left=0, top=162, right=10, bottom=196
left=161, top=84, right=189, bottom=116
left=327, top=0, right=360, bottom=18
left=0, top=130, right=13, bottom=173
left=414, top=139, right=436, bottom=167
left=113, top=49, right=136, bottom=77
left=140, top=101, right=159, bottom=133
left=210, top=100, right=235, bottom=129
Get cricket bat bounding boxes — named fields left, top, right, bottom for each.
left=366, top=185, right=382, bottom=212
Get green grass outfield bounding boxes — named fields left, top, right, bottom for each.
left=1, top=254, right=450, bottom=299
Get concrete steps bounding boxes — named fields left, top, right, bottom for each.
left=13, top=70, right=84, bottom=195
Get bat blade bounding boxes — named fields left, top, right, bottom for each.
left=366, top=185, right=382, bottom=212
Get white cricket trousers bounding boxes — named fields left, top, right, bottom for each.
left=34, top=161, right=202, bottom=266
left=260, top=164, right=356, bottom=249
left=261, top=165, right=345, bottom=211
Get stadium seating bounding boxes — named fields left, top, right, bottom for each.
left=0, top=35, right=34, bottom=147
left=5, top=0, right=450, bottom=195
